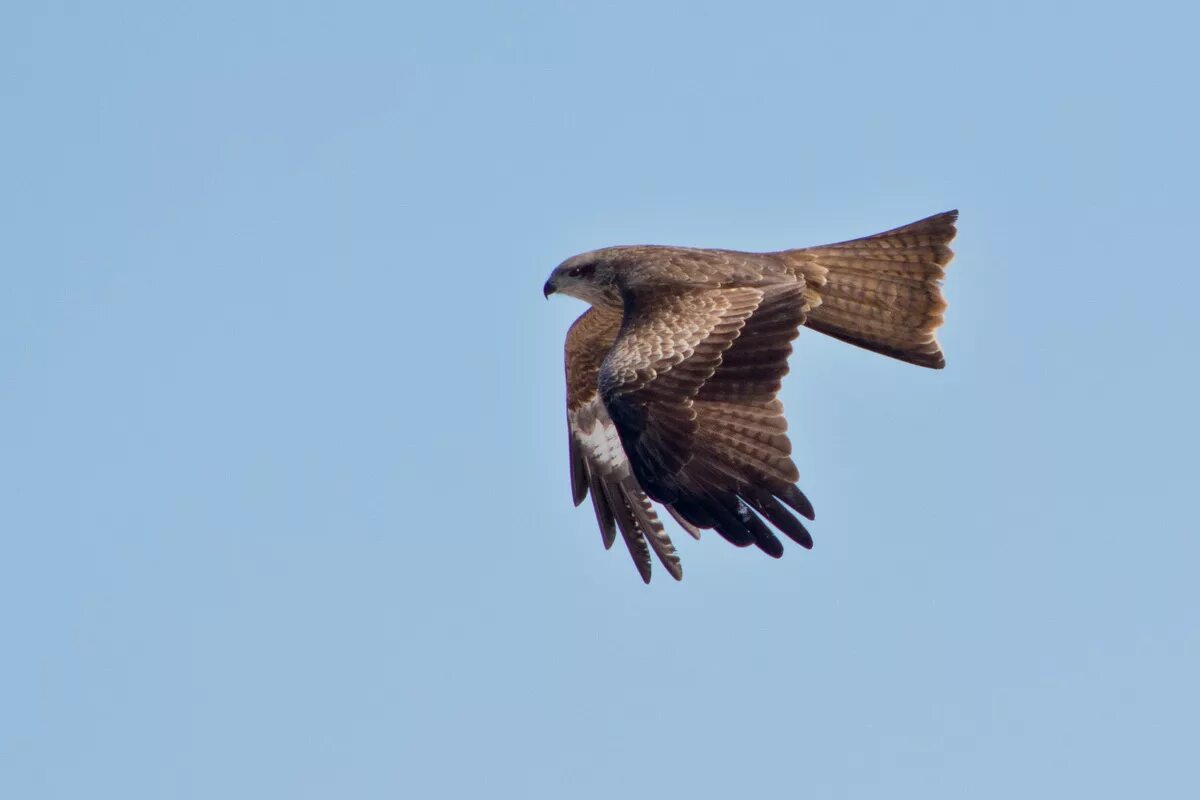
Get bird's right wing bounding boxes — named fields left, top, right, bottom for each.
left=564, top=308, right=687, bottom=583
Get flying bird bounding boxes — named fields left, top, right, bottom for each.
left=544, top=211, right=957, bottom=582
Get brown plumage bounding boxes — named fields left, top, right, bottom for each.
left=546, top=210, right=958, bottom=581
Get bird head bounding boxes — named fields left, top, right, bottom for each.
left=543, top=252, right=616, bottom=307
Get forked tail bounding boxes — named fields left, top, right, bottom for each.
left=781, top=210, right=958, bottom=369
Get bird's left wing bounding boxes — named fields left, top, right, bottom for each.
left=599, top=284, right=817, bottom=558
left=564, top=308, right=690, bottom=583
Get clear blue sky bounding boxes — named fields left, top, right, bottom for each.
left=3, top=2, right=1197, bottom=798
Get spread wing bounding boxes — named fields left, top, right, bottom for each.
left=600, top=284, right=816, bottom=557
left=564, top=308, right=690, bottom=582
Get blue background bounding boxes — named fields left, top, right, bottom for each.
left=3, top=2, right=1197, bottom=797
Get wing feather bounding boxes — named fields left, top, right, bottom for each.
left=600, top=282, right=817, bottom=557
left=564, top=308, right=685, bottom=581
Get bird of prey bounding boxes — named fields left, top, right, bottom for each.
left=544, top=211, right=957, bottom=582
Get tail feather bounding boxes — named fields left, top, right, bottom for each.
left=781, top=210, right=957, bottom=369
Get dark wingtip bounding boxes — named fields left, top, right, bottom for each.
left=758, top=538, right=784, bottom=558
left=787, top=520, right=814, bottom=550
left=746, top=489, right=814, bottom=549
left=797, top=531, right=814, bottom=550
left=739, top=504, right=785, bottom=558
left=779, top=485, right=816, bottom=521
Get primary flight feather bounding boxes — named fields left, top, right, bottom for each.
left=545, top=210, right=958, bottom=582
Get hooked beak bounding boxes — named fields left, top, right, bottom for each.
left=543, top=278, right=556, bottom=299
